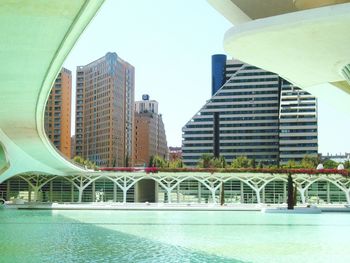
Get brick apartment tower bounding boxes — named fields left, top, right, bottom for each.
left=133, top=95, right=168, bottom=166
left=75, top=52, right=135, bottom=167
left=44, top=67, right=72, bottom=158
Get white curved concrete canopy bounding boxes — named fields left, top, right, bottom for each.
left=0, top=0, right=105, bottom=183
left=208, top=0, right=350, bottom=23
left=209, top=1, right=350, bottom=111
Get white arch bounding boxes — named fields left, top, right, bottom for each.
left=300, top=176, right=350, bottom=204
left=152, top=175, right=194, bottom=203
left=18, top=174, right=58, bottom=202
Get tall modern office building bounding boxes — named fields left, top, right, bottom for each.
left=182, top=55, right=318, bottom=167
left=75, top=52, right=135, bottom=167
left=133, top=95, right=168, bottom=166
left=44, top=67, right=72, bottom=159
left=279, top=80, right=318, bottom=163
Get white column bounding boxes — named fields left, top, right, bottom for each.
left=154, top=181, right=159, bottom=203
left=50, top=180, right=53, bottom=202
left=255, top=189, right=261, bottom=204
left=78, top=188, right=83, bottom=203
left=219, top=183, right=223, bottom=204
left=167, top=189, right=172, bottom=203
left=113, top=183, right=117, bottom=202
left=345, top=190, right=350, bottom=205
left=177, top=184, right=180, bottom=203
left=6, top=180, right=10, bottom=201
left=299, top=189, right=306, bottom=204
left=305, top=188, right=308, bottom=203
left=327, top=182, right=330, bottom=204
left=211, top=188, right=216, bottom=204
left=164, top=181, right=172, bottom=204
left=28, top=185, right=32, bottom=202
left=198, top=182, right=201, bottom=203
left=71, top=183, right=74, bottom=203
left=240, top=181, right=244, bottom=203
left=31, top=187, right=39, bottom=202
left=262, top=187, right=265, bottom=204
left=250, top=182, right=261, bottom=204
left=122, top=188, right=127, bottom=204
left=92, top=181, right=95, bottom=202
left=134, top=181, right=139, bottom=203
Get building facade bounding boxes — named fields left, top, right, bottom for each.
left=321, top=153, right=350, bottom=163
left=133, top=95, right=168, bottom=166
left=279, top=80, right=318, bottom=163
left=45, top=67, right=72, bottom=158
left=211, top=54, right=227, bottom=96
left=75, top=52, right=135, bottom=167
left=182, top=55, right=318, bottom=167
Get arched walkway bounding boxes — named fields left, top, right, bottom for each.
left=305, top=180, right=347, bottom=204
left=223, top=179, right=257, bottom=204
left=262, top=180, right=287, bottom=204
left=1, top=172, right=350, bottom=205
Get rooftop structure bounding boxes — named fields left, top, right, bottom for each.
left=133, top=95, right=168, bottom=166
left=134, top=94, right=159, bottom=114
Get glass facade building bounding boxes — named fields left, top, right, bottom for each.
left=182, top=57, right=318, bottom=167
left=211, top=54, right=227, bottom=96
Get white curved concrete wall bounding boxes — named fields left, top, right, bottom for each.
left=0, top=0, right=105, bottom=183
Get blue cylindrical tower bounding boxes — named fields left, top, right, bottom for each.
left=211, top=54, right=227, bottom=96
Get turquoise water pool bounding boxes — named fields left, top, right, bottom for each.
left=0, top=210, right=349, bottom=262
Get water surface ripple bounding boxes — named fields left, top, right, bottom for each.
left=1, top=210, right=349, bottom=262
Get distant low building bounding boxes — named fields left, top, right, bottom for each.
left=132, top=95, right=168, bottom=166
left=169, top=147, right=182, bottom=161
left=321, top=153, right=350, bottom=163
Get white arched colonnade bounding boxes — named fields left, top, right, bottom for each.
left=1, top=172, right=349, bottom=205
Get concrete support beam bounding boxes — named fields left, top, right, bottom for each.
left=0, top=1, right=104, bottom=182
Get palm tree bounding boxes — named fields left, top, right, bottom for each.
left=197, top=154, right=213, bottom=168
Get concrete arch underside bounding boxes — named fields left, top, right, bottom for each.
left=1, top=172, right=349, bottom=205
left=0, top=0, right=105, bottom=183
left=208, top=1, right=350, bottom=112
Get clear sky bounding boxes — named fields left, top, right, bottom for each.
left=64, top=0, right=350, bottom=155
